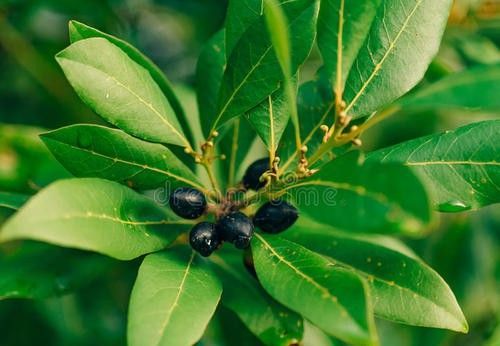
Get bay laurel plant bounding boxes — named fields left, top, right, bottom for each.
left=1, top=0, right=499, bottom=345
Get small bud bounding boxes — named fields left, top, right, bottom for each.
left=184, top=147, right=192, bottom=154
left=195, top=157, right=202, bottom=163
left=350, top=125, right=359, bottom=132
left=300, top=145, right=308, bottom=153
left=212, top=130, right=219, bottom=137
left=352, top=138, right=362, bottom=147
left=320, top=124, right=329, bottom=132
left=206, top=141, right=214, bottom=147
left=220, top=154, right=227, bottom=160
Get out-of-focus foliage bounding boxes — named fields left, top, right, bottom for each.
left=0, top=0, right=498, bottom=345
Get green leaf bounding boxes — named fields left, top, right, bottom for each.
left=398, top=64, right=500, bottom=112
left=252, top=233, right=377, bottom=346
left=197, top=30, right=227, bottom=137
left=127, top=248, right=222, bottom=346
left=284, top=152, right=432, bottom=234
left=0, top=192, right=28, bottom=211
left=264, top=0, right=301, bottom=158
left=0, top=178, right=191, bottom=260
left=211, top=253, right=303, bottom=346
left=285, top=220, right=468, bottom=332
left=224, top=0, right=263, bottom=55
left=211, top=0, right=319, bottom=132
left=68, top=20, right=193, bottom=146
left=0, top=242, right=113, bottom=300
left=343, top=0, right=453, bottom=118
left=317, top=0, right=381, bottom=87
left=367, top=120, right=500, bottom=212
left=246, top=89, right=290, bottom=154
left=40, top=124, right=203, bottom=191
left=56, top=37, right=189, bottom=147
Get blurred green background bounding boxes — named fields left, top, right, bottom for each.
left=0, top=0, right=499, bottom=345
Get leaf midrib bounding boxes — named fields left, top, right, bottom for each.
left=254, top=233, right=360, bottom=327
left=320, top=253, right=464, bottom=328
left=211, top=3, right=313, bottom=132
left=156, top=251, right=195, bottom=346
left=43, top=136, right=203, bottom=190
left=344, top=0, right=424, bottom=114
left=57, top=56, right=188, bottom=147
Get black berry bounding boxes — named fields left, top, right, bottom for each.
left=169, top=187, right=207, bottom=219
left=242, top=158, right=270, bottom=190
left=189, top=222, right=221, bottom=257
left=217, top=212, right=254, bottom=249
left=254, top=200, right=299, bottom=234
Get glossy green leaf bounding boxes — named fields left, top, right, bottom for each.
left=317, top=0, right=381, bottom=87
left=368, top=120, right=500, bottom=212
left=0, top=242, right=113, bottom=300
left=224, top=0, right=263, bottom=55
left=252, top=233, right=377, bottom=346
left=246, top=89, right=290, bottom=154
left=211, top=253, right=303, bottom=346
left=0, top=178, right=191, bottom=260
left=127, top=248, right=222, bottom=346
left=285, top=220, right=468, bottom=332
left=399, top=64, right=500, bottom=111
left=56, top=38, right=189, bottom=147
left=264, top=0, right=301, bottom=158
left=343, top=0, right=453, bottom=118
left=197, top=30, right=227, bottom=137
left=0, top=192, right=28, bottom=211
left=284, top=152, right=432, bottom=234
left=41, top=124, right=203, bottom=191
left=211, top=0, right=319, bottom=133
left=68, top=20, right=193, bottom=145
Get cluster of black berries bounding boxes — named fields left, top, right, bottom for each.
left=169, top=158, right=299, bottom=257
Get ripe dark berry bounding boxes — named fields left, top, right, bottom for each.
left=217, top=212, right=254, bottom=249
left=189, top=222, right=221, bottom=257
left=169, top=187, right=207, bottom=219
left=242, top=158, right=270, bottom=190
left=254, top=200, right=299, bottom=234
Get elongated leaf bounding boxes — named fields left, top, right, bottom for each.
left=224, top=0, right=263, bottom=55
left=0, top=242, right=113, bottom=300
left=246, top=89, right=290, bottom=153
left=317, top=0, right=381, bottom=87
left=252, top=234, right=377, bottom=346
left=343, top=0, right=453, bottom=118
left=399, top=64, right=500, bottom=111
left=285, top=220, right=468, bottom=332
left=211, top=0, right=319, bottom=132
left=56, top=38, right=188, bottom=147
left=284, top=152, right=431, bottom=234
left=368, top=120, right=500, bottom=212
left=128, top=248, right=222, bottom=346
left=0, top=192, right=28, bottom=211
left=0, top=179, right=191, bottom=260
left=68, top=21, right=193, bottom=145
left=197, top=30, right=227, bottom=137
left=41, top=124, right=203, bottom=190
left=211, top=253, right=303, bottom=346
